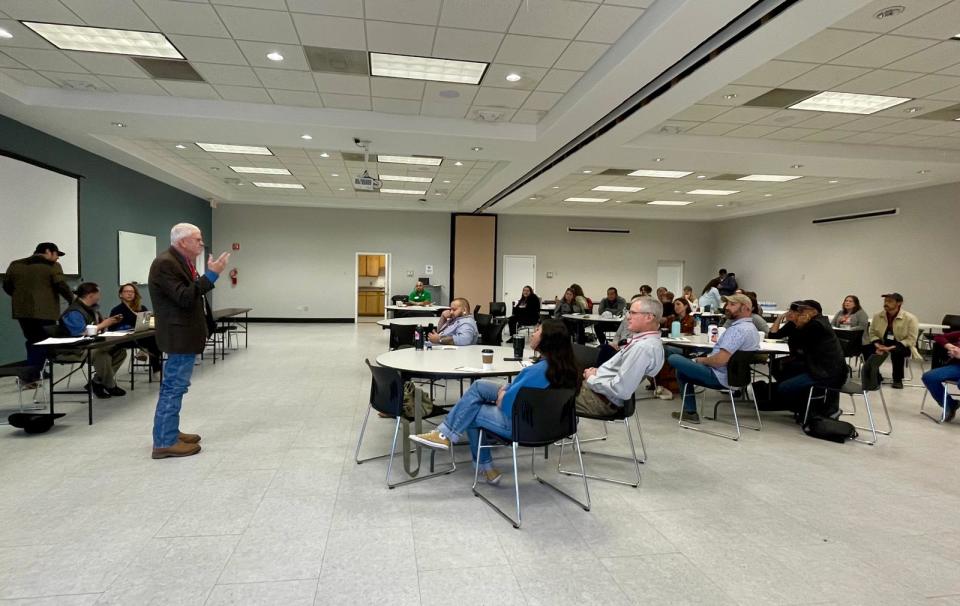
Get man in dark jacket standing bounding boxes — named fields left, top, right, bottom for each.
left=3, top=243, right=74, bottom=383
left=148, top=223, right=229, bottom=459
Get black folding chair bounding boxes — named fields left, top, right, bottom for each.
left=805, top=352, right=890, bottom=445
left=388, top=323, right=417, bottom=350
left=678, top=350, right=762, bottom=441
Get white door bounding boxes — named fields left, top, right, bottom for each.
left=656, top=260, right=684, bottom=296
left=502, top=255, right=536, bottom=307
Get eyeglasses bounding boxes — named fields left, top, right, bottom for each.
left=626, top=310, right=654, bottom=316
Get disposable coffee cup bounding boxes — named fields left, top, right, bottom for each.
left=513, top=336, right=525, bottom=359
left=84, top=324, right=98, bottom=336
left=481, top=348, right=494, bottom=370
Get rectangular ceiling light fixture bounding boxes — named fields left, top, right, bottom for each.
left=230, top=166, right=290, bottom=175
left=737, top=174, right=802, bottom=182
left=369, top=52, right=487, bottom=85
left=789, top=91, right=911, bottom=114
left=197, top=143, right=273, bottom=155
left=253, top=182, right=303, bottom=189
left=591, top=185, right=645, bottom=193
left=687, top=189, right=739, bottom=195
left=565, top=197, right=609, bottom=203
left=377, top=154, right=443, bottom=166
left=380, top=188, right=427, bottom=195
left=379, top=174, right=433, bottom=183
left=647, top=200, right=692, bottom=206
left=22, top=22, right=183, bottom=58
left=628, top=169, right=693, bottom=178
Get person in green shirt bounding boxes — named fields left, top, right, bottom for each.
left=407, top=281, right=432, bottom=306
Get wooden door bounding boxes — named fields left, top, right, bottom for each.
left=367, top=256, right=380, bottom=276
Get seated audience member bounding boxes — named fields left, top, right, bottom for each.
left=507, top=285, right=540, bottom=343
left=831, top=295, right=869, bottom=330
left=698, top=278, right=723, bottom=312
left=638, top=284, right=653, bottom=297
left=669, top=294, right=760, bottom=423
left=672, top=298, right=696, bottom=334
left=58, top=282, right=127, bottom=399
left=410, top=321, right=579, bottom=483
left=767, top=300, right=847, bottom=418
left=428, top=297, right=478, bottom=346
left=658, top=290, right=676, bottom=327
left=554, top=288, right=586, bottom=343
left=718, top=268, right=738, bottom=296
left=595, top=287, right=627, bottom=343
left=723, top=291, right=769, bottom=334
left=110, top=283, right=163, bottom=376
left=650, top=298, right=697, bottom=400
left=922, top=332, right=960, bottom=422
left=569, top=283, right=591, bottom=312
left=682, top=285, right=699, bottom=312
left=407, top=281, right=432, bottom=306
left=577, top=297, right=665, bottom=416
left=862, top=292, right=918, bottom=389
left=596, top=294, right=644, bottom=366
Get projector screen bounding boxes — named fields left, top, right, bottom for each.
left=0, top=153, right=80, bottom=275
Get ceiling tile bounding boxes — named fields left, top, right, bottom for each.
left=870, top=117, right=939, bottom=133
left=2, top=48, right=86, bottom=73
left=831, top=35, right=937, bottom=68
left=292, top=14, right=366, bottom=51
left=786, top=112, right=859, bottom=129
left=892, top=1, right=960, bottom=39
left=885, top=41, right=960, bottom=73
left=467, top=105, right=516, bottom=121
left=99, top=75, right=168, bottom=95
left=495, top=35, right=568, bottom=67
left=735, top=60, right=815, bottom=87
left=831, top=0, right=947, bottom=34
left=253, top=68, right=317, bottom=91
left=213, top=84, right=273, bottom=103
left=372, top=97, right=422, bottom=115
left=521, top=90, right=561, bottom=110
left=752, top=109, right=817, bottom=126
left=168, top=35, right=247, bottom=65
left=698, top=85, right=772, bottom=106
left=136, top=0, right=231, bottom=37
left=511, top=109, right=546, bottom=123
left=509, top=0, right=596, bottom=38
left=64, top=53, right=147, bottom=78
left=884, top=73, right=960, bottom=97
left=439, top=0, right=521, bottom=32
left=671, top=104, right=729, bottom=121
left=576, top=5, right=643, bottom=43
left=482, top=64, right=545, bottom=90
left=268, top=88, right=324, bottom=107
left=833, top=115, right=900, bottom=131
left=554, top=41, right=608, bottom=70
left=800, top=130, right=856, bottom=142
left=422, top=81, right=478, bottom=104
left=285, top=0, right=364, bottom=18
left=211, top=0, right=287, bottom=9
left=370, top=77, right=425, bottom=100
left=215, top=5, right=299, bottom=44
left=783, top=64, right=870, bottom=90
left=712, top=106, right=779, bottom=124
left=925, top=83, right=960, bottom=102
left=432, top=28, right=503, bottom=62
left=158, top=80, right=221, bottom=99
left=366, top=21, right=434, bottom=56
left=0, top=51, right=22, bottom=68
left=777, top=28, right=877, bottom=64
left=763, top=127, right=819, bottom=140
left=38, top=71, right=114, bottom=92
left=875, top=99, right=955, bottom=115
left=314, top=73, right=370, bottom=95
left=420, top=101, right=471, bottom=118
left=0, top=19, right=56, bottom=49
left=837, top=131, right=891, bottom=144
left=723, top=124, right=783, bottom=138
left=0, top=0, right=83, bottom=22
left=473, top=86, right=530, bottom=107
left=365, top=0, right=442, bottom=25
left=536, top=69, right=582, bottom=92
left=193, top=63, right=260, bottom=86
left=236, top=41, right=310, bottom=70
left=604, top=0, right=654, bottom=6
left=833, top=69, right=920, bottom=94
left=0, top=67, right=55, bottom=86
left=686, top=122, right=740, bottom=136
left=322, top=93, right=371, bottom=109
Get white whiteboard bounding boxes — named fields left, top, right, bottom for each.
left=118, top=231, right=157, bottom=285
left=0, top=154, right=80, bottom=274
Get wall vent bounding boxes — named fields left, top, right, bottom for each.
left=567, top=226, right=631, bottom=234
left=812, top=208, right=898, bottom=225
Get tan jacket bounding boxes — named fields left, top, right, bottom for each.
left=2, top=255, right=73, bottom=320
left=868, top=308, right=921, bottom=359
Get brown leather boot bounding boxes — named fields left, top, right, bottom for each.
left=178, top=432, right=202, bottom=444
left=151, top=440, right=201, bottom=459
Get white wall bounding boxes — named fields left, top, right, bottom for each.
left=212, top=205, right=450, bottom=318
left=714, top=183, right=960, bottom=322
left=497, top=214, right=717, bottom=303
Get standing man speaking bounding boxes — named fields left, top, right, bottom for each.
left=148, top=223, right=230, bottom=459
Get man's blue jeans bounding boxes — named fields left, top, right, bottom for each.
left=153, top=353, right=196, bottom=448
left=922, top=362, right=960, bottom=410
left=669, top=353, right=725, bottom=413
left=438, top=380, right=513, bottom=471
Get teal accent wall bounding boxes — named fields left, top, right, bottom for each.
left=0, top=114, right=212, bottom=365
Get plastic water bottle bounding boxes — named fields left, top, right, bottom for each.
left=414, top=326, right=423, bottom=350
left=693, top=320, right=701, bottom=335
left=670, top=320, right=681, bottom=338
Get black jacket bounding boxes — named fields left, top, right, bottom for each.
left=148, top=247, right=215, bottom=354
left=3, top=255, right=73, bottom=320
left=769, top=315, right=846, bottom=382
left=512, top=294, right=541, bottom=325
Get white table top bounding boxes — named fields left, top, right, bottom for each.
left=376, top=317, right=437, bottom=328
left=663, top=334, right=790, bottom=354
left=561, top=313, right=623, bottom=323
left=920, top=323, right=949, bottom=331
left=385, top=304, right=449, bottom=312
left=376, top=345, right=531, bottom=378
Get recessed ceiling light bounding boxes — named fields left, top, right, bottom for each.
left=738, top=174, right=802, bottom=182
left=442, top=180, right=451, bottom=183
left=628, top=169, right=692, bottom=178
left=338, top=187, right=345, bottom=191
left=582, top=170, right=593, bottom=174
left=505, top=72, right=522, bottom=82
left=209, top=167, right=220, bottom=171
left=319, top=152, right=330, bottom=158
left=565, top=197, right=608, bottom=203
left=381, top=188, right=427, bottom=195
left=696, top=175, right=707, bottom=179
left=789, top=91, right=911, bottom=115
left=716, top=204, right=725, bottom=207
left=673, top=190, right=682, bottom=194
left=723, top=94, right=737, bottom=100
left=687, top=189, right=739, bottom=196
left=370, top=52, right=487, bottom=85
left=197, top=143, right=273, bottom=155
left=790, top=164, right=803, bottom=169
left=380, top=174, right=433, bottom=183
left=378, top=154, right=443, bottom=166
left=111, top=122, right=126, bottom=127
left=615, top=200, right=622, bottom=203
left=471, top=146, right=482, bottom=152
left=175, top=144, right=186, bottom=149
left=552, top=186, right=560, bottom=189
left=253, top=182, right=303, bottom=189
left=528, top=196, right=538, bottom=200
left=828, top=179, right=839, bottom=184
left=267, top=51, right=284, bottom=61
left=0, top=27, right=12, bottom=39
left=453, top=161, right=463, bottom=166
left=230, top=166, right=291, bottom=175
left=764, top=193, right=773, bottom=197
left=435, top=192, right=442, bottom=196
left=592, top=185, right=645, bottom=193
left=653, top=157, right=664, bottom=162
left=22, top=22, right=183, bottom=58
left=875, top=6, right=905, bottom=20
left=647, top=200, right=692, bottom=206
left=917, top=169, right=930, bottom=174
left=331, top=173, right=339, bottom=177
left=300, top=134, right=312, bottom=140
left=905, top=106, right=922, bottom=114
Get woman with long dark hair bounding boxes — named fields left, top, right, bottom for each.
left=831, top=294, right=869, bottom=330
left=110, top=283, right=163, bottom=375
left=507, top=285, right=541, bottom=343
left=410, top=320, right=580, bottom=484
left=554, top=287, right=586, bottom=343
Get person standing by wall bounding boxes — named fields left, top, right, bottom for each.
left=148, top=223, right=230, bottom=459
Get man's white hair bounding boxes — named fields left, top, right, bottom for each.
left=634, top=296, right=663, bottom=324
left=170, top=223, right=200, bottom=245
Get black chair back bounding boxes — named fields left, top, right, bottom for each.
left=391, top=295, right=409, bottom=305
left=572, top=343, right=599, bottom=372
left=365, top=359, right=404, bottom=417
left=479, top=320, right=503, bottom=346
left=388, top=323, right=417, bottom=350
left=860, top=352, right=888, bottom=391
left=835, top=329, right=864, bottom=358
left=475, top=312, right=493, bottom=327
left=726, top=351, right=755, bottom=389
left=490, top=302, right=507, bottom=317
left=942, top=314, right=960, bottom=332
left=511, top=387, right=577, bottom=447
left=473, top=304, right=481, bottom=317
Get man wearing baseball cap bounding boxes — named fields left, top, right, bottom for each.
left=862, top=293, right=919, bottom=389
left=2, top=243, right=74, bottom=384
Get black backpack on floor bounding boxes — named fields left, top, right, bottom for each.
left=803, top=416, right=857, bottom=443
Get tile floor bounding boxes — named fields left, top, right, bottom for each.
left=0, top=323, right=958, bottom=605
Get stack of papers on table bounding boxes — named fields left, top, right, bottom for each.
left=35, top=337, right=89, bottom=346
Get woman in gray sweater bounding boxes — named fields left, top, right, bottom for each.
left=831, top=295, right=869, bottom=330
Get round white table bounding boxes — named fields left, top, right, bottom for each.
left=376, top=345, right=530, bottom=379
left=376, top=317, right=434, bottom=329
left=663, top=333, right=790, bottom=354
left=385, top=304, right=449, bottom=318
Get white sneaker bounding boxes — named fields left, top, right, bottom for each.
left=657, top=388, right=674, bottom=401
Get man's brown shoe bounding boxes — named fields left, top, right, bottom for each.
left=178, top=432, right=201, bottom=444
left=152, top=440, right=201, bottom=459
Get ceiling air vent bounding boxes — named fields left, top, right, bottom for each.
left=743, top=88, right=815, bottom=108
left=710, top=173, right=749, bottom=181
left=600, top=169, right=633, bottom=176
left=915, top=103, right=960, bottom=121
left=812, top=208, right=898, bottom=225
left=340, top=152, right=365, bottom=162
left=304, top=46, right=369, bottom=75
left=567, top=227, right=631, bottom=234
left=133, top=58, right=204, bottom=81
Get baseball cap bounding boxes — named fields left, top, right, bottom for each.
left=789, top=299, right=822, bottom=314
left=722, top=293, right=752, bottom=307
left=881, top=292, right=903, bottom=302
left=33, top=242, right=65, bottom=257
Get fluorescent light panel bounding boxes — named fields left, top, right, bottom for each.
left=253, top=182, right=303, bottom=189
left=628, top=169, right=693, bottom=178
left=647, top=200, right=692, bottom=206
left=380, top=188, right=427, bottom=195
left=565, top=197, right=608, bottom=203
left=377, top=154, right=443, bottom=166
left=379, top=174, right=433, bottom=183
left=591, top=185, right=645, bottom=193
left=369, top=52, right=487, bottom=85
left=22, top=22, right=182, bottom=58
left=737, top=174, right=802, bottom=182
left=789, top=91, right=911, bottom=115
left=687, top=189, right=739, bottom=196
left=197, top=143, right=273, bottom=155
left=230, top=166, right=290, bottom=175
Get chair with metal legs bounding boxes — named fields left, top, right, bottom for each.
left=472, top=387, right=590, bottom=529
left=0, top=365, right=47, bottom=424
left=920, top=380, right=960, bottom=424
left=556, top=394, right=646, bottom=487
left=354, top=359, right=454, bottom=489
left=678, top=350, right=762, bottom=441
left=804, top=352, right=890, bottom=445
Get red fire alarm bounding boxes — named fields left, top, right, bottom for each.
left=232, top=242, right=240, bottom=250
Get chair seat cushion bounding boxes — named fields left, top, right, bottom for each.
left=838, top=381, right=864, bottom=394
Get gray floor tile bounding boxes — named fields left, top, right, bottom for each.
left=205, top=579, right=317, bottom=605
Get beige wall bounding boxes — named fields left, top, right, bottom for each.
left=452, top=214, right=496, bottom=312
